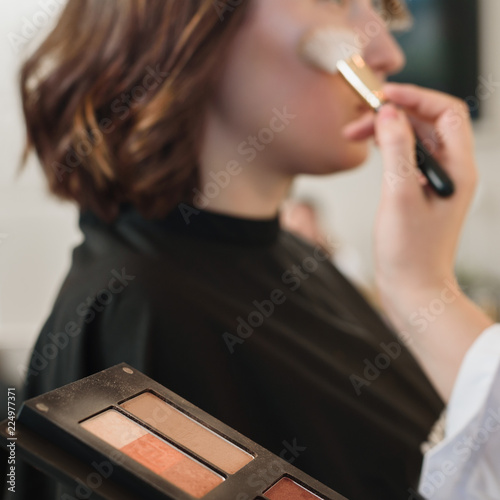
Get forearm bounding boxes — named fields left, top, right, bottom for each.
left=379, top=279, right=494, bottom=402
left=372, top=86, right=492, bottom=403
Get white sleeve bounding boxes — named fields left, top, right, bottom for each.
left=418, top=323, right=500, bottom=500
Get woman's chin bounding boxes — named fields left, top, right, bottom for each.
left=286, top=140, right=370, bottom=176
left=321, top=140, right=371, bottom=175
left=343, top=141, right=371, bottom=170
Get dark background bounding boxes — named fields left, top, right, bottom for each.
left=390, top=0, right=480, bottom=118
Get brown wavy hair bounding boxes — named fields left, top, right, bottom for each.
left=20, top=0, right=410, bottom=222
left=20, top=0, right=252, bottom=221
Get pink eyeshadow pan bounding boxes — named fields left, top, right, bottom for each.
left=81, top=409, right=223, bottom=498
left=265, top=477, right=324, bottom=500
left=121, top=392, right=254, bottom=474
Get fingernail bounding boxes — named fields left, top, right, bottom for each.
left=378, top=104, right=399, bottom=121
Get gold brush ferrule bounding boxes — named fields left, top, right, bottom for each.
left=336, top=54, right=387, bottom=111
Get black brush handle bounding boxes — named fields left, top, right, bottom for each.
left=415, top=137, right=455, bottom=197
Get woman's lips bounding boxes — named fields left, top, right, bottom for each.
left=342, top=109, right=376, bottom=142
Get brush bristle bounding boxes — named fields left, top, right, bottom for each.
left=299, top=28, right=361, bottom=75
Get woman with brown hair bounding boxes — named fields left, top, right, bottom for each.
left=9, top=0, right=482, bottom=498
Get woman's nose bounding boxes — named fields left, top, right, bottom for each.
left=363, top=26, right=406, bottom=78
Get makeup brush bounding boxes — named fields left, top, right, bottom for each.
left=299, top=28, right=455, bottom=198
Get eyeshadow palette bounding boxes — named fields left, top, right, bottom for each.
left=0, top=363, right=347, bottom=500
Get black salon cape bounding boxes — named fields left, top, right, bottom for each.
left=6, top=205, right=443, bottom=500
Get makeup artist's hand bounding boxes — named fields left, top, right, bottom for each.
left=374, top=84, right=476, bottom=292
left=373, top=83, right=493, bottom=401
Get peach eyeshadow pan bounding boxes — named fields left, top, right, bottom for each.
left=81, top=409, right=223, bottom=498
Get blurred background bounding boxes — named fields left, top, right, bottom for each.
left=1, top=0, right=500, bottom=418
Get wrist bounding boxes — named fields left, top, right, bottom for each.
left=379, top=279, right=494, bottom=342
left=377, top=273, right=460, bottom=307
left=377, top=275, right=464, bottom=331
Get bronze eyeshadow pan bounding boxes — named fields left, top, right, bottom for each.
left=0, top=363, right=347, bottom=500
left=120, top=392, right=253, bottom=475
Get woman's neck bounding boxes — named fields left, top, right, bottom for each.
left=197, top=109, right=294, bottom=219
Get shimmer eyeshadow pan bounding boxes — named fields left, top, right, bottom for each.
left=0, top=363, right=347, bottom=500
left=121, top=392, right=253, bottom=474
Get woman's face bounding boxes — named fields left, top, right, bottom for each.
left=211, top=0, right=406, bottom=176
